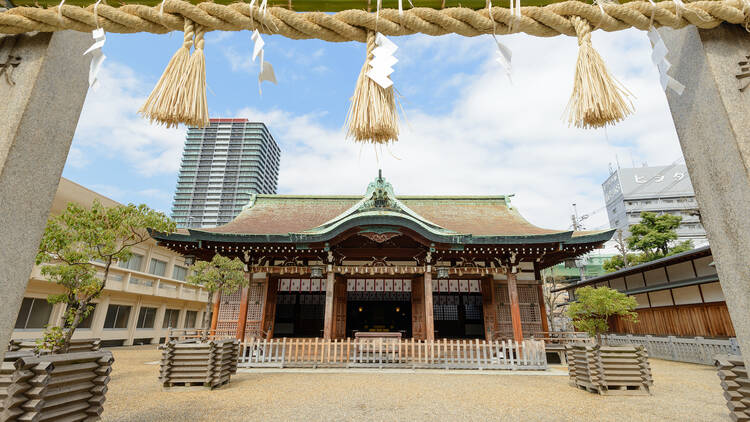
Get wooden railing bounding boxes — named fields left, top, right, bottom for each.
left=239, top=338, right=547, bottom=370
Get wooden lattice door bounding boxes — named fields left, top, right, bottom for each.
left=494, top=284, right=513, bottom=339
left=245, top=282, right=265, bottom=338
left=333, top=280, right=347, bottom=338
left=518, top=285, right=543, bottom=336
left=481, top=278, right=497, bottom=340
left=216, top=289, right=242, bottom=337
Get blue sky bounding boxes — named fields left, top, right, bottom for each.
left=62, top=27, right=685, bottom=233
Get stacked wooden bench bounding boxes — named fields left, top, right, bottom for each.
left=160, top=339, right=240, bottom=390
left=8, top=338, right=101, bottom=354
left=1, top=350, right=113, bottom=421
left=566, top=344, right=652, bottom=395
left=715, top=355, right=750, bottom=421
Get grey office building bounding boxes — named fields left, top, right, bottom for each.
left=171, top=118, right=280, bottom=228
left=602, top=164, right=708, bottom=246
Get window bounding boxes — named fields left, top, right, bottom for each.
left=172, top=265, right=188, bottom=281
left=119, top=253, right=144, bottom=271
left=103, top=305, right=131, bottom=329
left=184, top=311, right=198, bottom=328
left=14, top=298, right=53, bottom=329
left=136, top=307, right=157, bottom=329
left=149, top=258, right=167, bottom=277
left=162, top=309, right=180, bottom=328
left=64, top=304, right=97, bottom=329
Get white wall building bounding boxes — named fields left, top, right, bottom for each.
left=602, top=164, right=708, bottom=246
left=12, top=178, right=210, bottom=347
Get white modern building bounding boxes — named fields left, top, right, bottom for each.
left=602, top=164, right=707, bottom=245
left=171, top=118, right=281, bottom=228
left=13, top=178, right=210, bottom=347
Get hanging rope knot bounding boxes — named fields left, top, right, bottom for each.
left=572, top=16, right=591, bottom=46
left=183, top=18, right=195, bottom=50
left=565, top=16, right=633, bottom=129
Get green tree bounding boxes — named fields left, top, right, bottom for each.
left=187, top=254, right=247, bottom=340
left=603, top=213, right=694, bottom=272
left=36, top=200, right=175, bottom=353
left=628, top=211, right=682, bottom=257
left=567, top=286, right=638, bottom=344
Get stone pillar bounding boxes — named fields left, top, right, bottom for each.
left=507, top=269, right=524, bottom=343
left=660, top=24, right=750, bottom=369
left=236, top=285, right=250, bottom=340
left=423, top=268, right=435, bottom=341
left=0, top=31, right=91, bottom=362
left=323, top=270, right=336, bottom=339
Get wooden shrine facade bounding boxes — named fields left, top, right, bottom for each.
left=153, top=173, right=613, bottom=343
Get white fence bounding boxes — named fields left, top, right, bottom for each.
left=239, top=338, right=547, bottom=370
left=603, top=334, right=741, bottom=365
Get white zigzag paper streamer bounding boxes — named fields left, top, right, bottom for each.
left=251, top=29, right=277, bottom=94
left=647, top=27, right=685, bottom=95
left=83, top=27, right=106, bottom=89
left=488, top=0, right=513, bottom=83
left=366, top=33, right=398, bottom=89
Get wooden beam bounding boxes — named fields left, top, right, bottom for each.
left=323, top=270, right=336, bottom=339
left=236, top=284, right=250, bottom=340
left=507, top=269, right=524, bottom=343
left=424, top=268, right=435, bottom=341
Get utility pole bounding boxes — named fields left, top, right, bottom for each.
left=571, top=203, right=587, bottom=282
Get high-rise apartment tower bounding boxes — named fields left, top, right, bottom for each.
left=171, top=118, right=280, bottom=228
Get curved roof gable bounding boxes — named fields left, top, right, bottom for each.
left=196, top=173, right=609, bottom=244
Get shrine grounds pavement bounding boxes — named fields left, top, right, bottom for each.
left=102, top=345, right=727, bottom=421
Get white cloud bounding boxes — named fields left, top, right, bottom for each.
left=71, top=61, right=186, bottom=177
left=238, top=28, right=683, bottom=233
left=65, top=147, right=90, bottom=169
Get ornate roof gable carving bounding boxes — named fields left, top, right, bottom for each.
left=297, top=171, right=459, bottom=236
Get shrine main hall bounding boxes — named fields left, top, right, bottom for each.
left=153, top=174, right=612, bottom=343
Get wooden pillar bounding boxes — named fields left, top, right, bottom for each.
left=323, top=269, right=336, bottom=339
left=481, top=277, right=497, bottom=341
left=236, top=284, right=250, bottom=340
left=507, top=269, right=524, bottom=343
left=537, top=284, right=549, bottom=333
left=411, top=277, right=425, bottom=339
left=424, top=268, right=435, bottom=341
left=210, top=292, right=220, bottom=334
left=260, top=277, right=277, bottom=338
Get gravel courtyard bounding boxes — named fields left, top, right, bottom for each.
left=102, top=345, right=728, bottom=421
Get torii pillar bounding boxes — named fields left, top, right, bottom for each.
left=0, top=31, right=90, bottom=363
left=660, top=23, right=750, bottom=370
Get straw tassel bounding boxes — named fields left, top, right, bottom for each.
left=345, top=31, right=399, bottom=144
left=174, top=24, right=209, bottom=127
left=565, top=16, right=633, bottom=129
left=139, top=19, right=195, bottom=128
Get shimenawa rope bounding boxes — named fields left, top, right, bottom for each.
left=0, top=0, right=748, bottom=40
